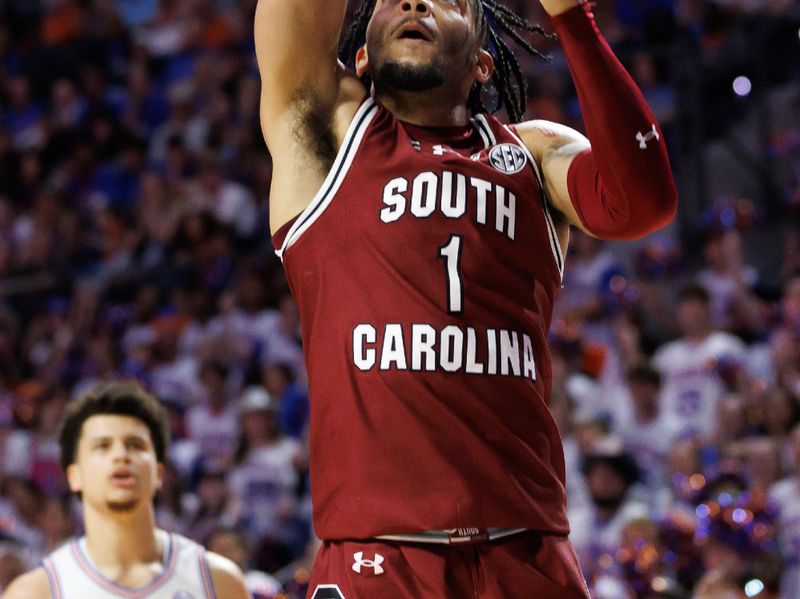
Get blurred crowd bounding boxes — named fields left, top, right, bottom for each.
left=0, top=0, right=799, bottom=598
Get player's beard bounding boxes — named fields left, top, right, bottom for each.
left=374, top=58, right=446, bottom=93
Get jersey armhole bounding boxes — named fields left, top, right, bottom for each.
left=276, top=96, right=379, bottom=261
left=271, top=213, right=301, bottom=250
left=501, top=123, right=565, bottom=280
left=42, top=558, right=63, bottom=599
left=197, top=545, right=218, bottom=599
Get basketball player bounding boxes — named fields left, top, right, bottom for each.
left=4, top=381, right=250, bottom=599
left=256, top=0, right=677, bottom=596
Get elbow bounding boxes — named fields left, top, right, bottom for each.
left=654, top=179, right=679, bottom=229
left=627, top=183, right=679, bottom=240
left=595, top=186, right=678, bottom=241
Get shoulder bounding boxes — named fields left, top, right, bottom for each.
left=3, top=567, right=53, bottom=599
left=708, top=331, right=746, bottom=353
left=652, top=341, right=680, bottom=366
left=512, top=119, right=590, bottom=162
left=205, top=551, right=250, bottom=599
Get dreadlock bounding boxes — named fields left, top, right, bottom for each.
left=339, top=0, right=556, bottom=123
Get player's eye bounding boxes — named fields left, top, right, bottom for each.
left=126, top=438, right=147, bottom=451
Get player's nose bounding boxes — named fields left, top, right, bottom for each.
left=401, top=0, right=430, bottom=15
left=110, top=440, right=133, bottom=461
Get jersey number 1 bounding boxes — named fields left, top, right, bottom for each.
left=439, top=235, right=464, bottom=314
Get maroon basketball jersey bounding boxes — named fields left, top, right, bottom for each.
left=276, top=97, right=569, bottom=540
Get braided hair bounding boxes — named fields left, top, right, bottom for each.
left=339, top=0, right=555, bottom=123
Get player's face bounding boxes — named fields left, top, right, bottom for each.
left=359, top=0, right=489, bottom=94
left=67, top=414, right=163, bottom=514
left=676, top=298, right=709, bottom=336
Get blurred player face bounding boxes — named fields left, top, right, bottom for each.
left=677, top=298, right=710, bottom=337
left=587, top=462, right=628, bottom=512
left=357, top=0, right=492, bottom=95
left=67, top=414, right=163, bottom=514
left=628, top=379, right=659, bottom=419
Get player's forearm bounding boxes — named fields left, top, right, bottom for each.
left=551, top=5, right=677, bottom=240
left=254, top=0, right=349, bottom=96
left=255, top=0, right=349, bottom=47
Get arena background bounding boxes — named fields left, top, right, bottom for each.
left=0, top=1, right=799, bottom=597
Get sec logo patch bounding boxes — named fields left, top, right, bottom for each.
left=489, top=143, right=527, bottom=174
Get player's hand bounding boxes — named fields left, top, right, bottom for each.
left=538, top=0, right=582, bottom=17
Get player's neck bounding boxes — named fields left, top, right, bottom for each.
left=83, top=506, right=162, bottom=570
left=377, top=89, right=471, bottom=128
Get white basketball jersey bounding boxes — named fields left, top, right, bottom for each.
left=653, top=331, right=745, bottom=438
left=42, top=530, right=216, bottom=599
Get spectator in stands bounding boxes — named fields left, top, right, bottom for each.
left=769, top=423, right=800, bottom=598
left=228, top=386, right=305, bottom=560
left=654, top=285, right=747, bottom=440
left=615, top=365, right=680, bottom=496
left=186, top=360, right=240, bottom=468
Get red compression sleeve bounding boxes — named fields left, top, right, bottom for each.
left=551, top=5, right=677, bottom=240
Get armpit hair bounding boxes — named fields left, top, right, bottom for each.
left=291, top=88, right=337, bottom=173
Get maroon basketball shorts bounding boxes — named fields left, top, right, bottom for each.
left=307, top=530, right=590, bottom=599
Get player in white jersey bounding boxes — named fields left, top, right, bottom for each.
left=4, top=381, right=250, bottom=599
left=652, top=285, right=746, bottom=440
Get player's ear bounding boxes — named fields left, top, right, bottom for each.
left=66, top=463, right=82, bottom=494
left=473, top=48, right=494, bottom=85
left=355, top=45, right=369, bottom=78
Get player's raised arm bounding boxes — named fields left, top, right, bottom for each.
left=254, top=0, right=352, bottom=145
left=518, top=0, right=678, bottom=241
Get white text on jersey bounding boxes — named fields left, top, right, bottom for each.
left=353, top=323, right=536, bottom=381
left=380, top=172, right=516, bottom=241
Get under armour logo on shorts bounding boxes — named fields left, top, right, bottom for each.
left=636, top=124, right=660, bottom=149
left=352, top=551, right=385, bottom=575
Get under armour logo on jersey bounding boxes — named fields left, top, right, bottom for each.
left=489, top=143, right=527, bottom=174
left=636, top=124, right=660, bottom=149
left=411, top=140, right=421, bottom=152
left=352, top=552, right=385, bottom=575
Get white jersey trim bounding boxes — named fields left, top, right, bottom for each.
left=473, top=114, right=498, bottom=148
left=42, top=558, right=63, bottom=599
left=503, top=124, right=565, bottom=280
left=277, top=97, right=380, bottom=260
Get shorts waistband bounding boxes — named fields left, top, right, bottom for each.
left=375, top=527, right=528, bottom=545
